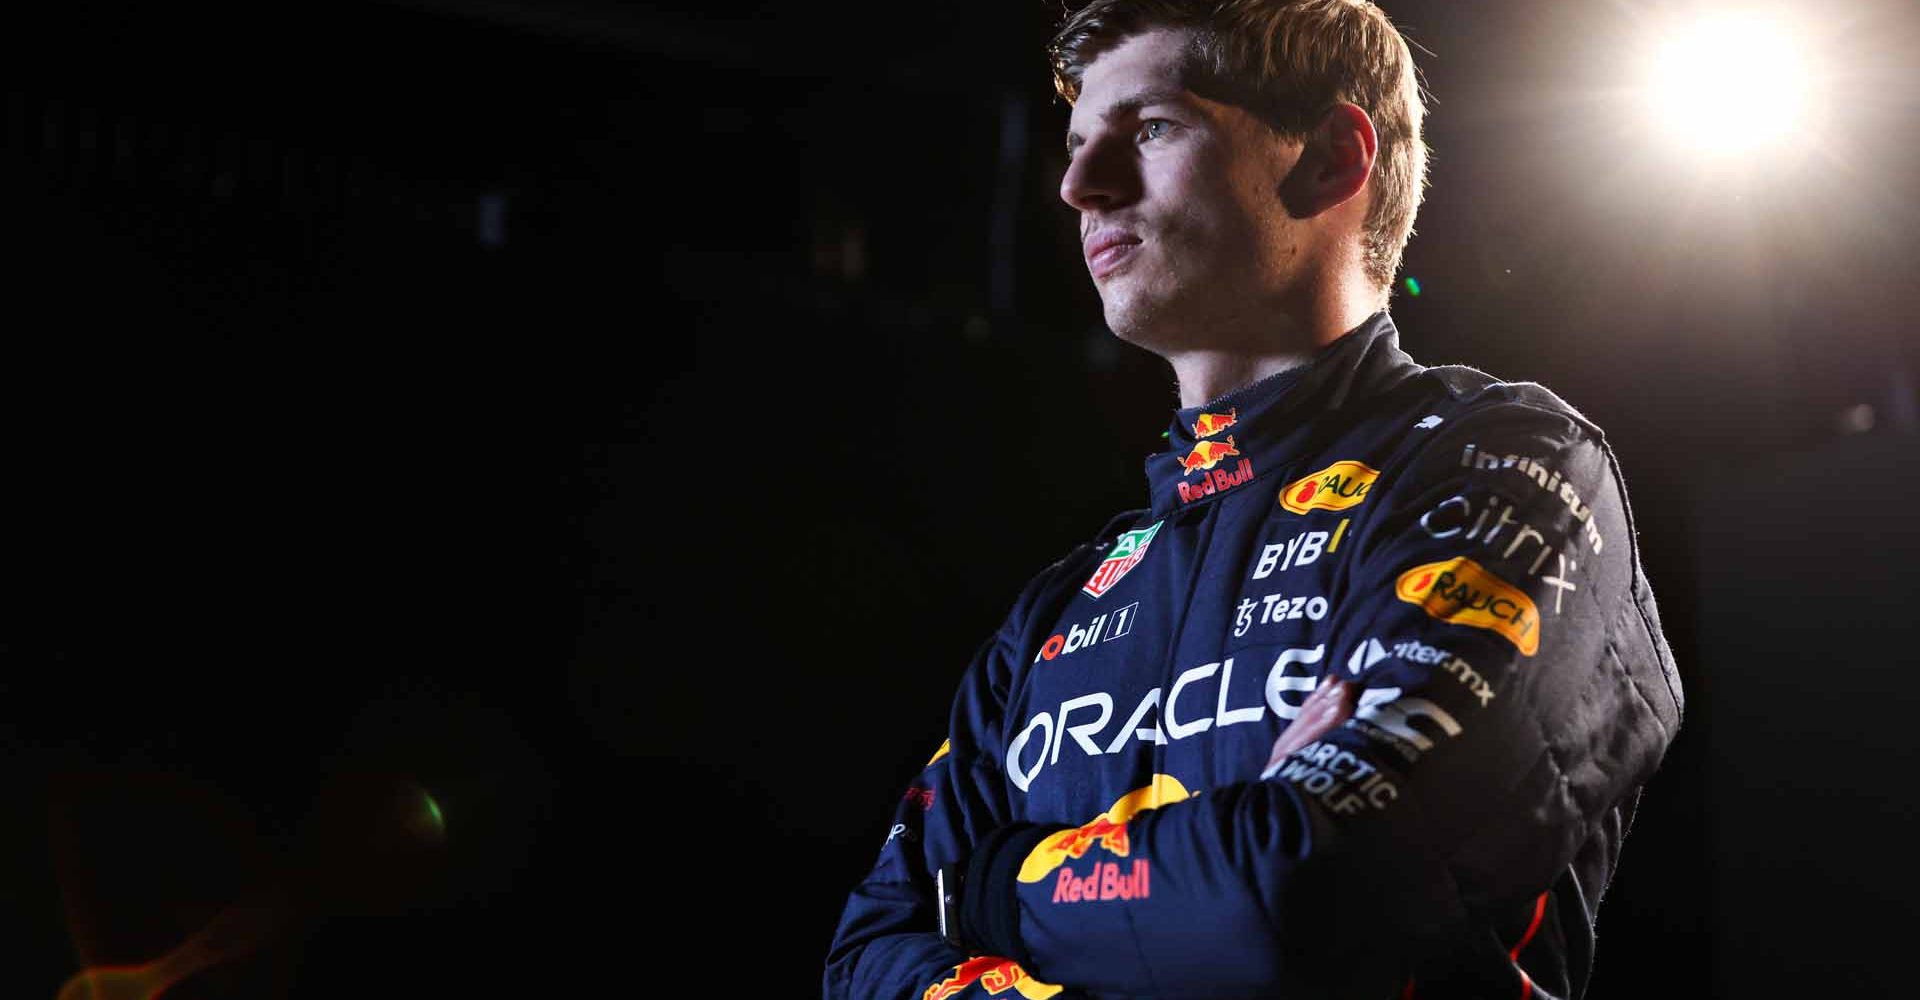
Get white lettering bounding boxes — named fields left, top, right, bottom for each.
left=1354, top=696, right=1463, bottom=753
left=1165, top=662, right=1220, bottom=739
left=1264, top=645, right=1326, bottom=719
left=1252, top=530, right=1330, bottom=580
left=1007, top=712, right=1054, bottom=792
left=1105, top=687, right=1166, bottom=753
left=1215, top=657, right=1266, bottom=727
left=1054, top=693, right=1114, bottom=763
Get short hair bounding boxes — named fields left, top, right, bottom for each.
left=1050, top=0, right=1429, bottom=294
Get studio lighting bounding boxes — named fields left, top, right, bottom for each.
left=1637, top=10, right=1817, bottom=158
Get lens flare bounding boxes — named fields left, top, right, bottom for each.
left=1640, top=11, right=1814, bottom=156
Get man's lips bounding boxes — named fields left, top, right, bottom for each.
left=1084, top=231, right=1142, bottom=279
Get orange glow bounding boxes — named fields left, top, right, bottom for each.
left=55, top=897, right=285, bottom=1000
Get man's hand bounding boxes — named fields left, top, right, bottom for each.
left=1263, top=677, right=1361, bottom=775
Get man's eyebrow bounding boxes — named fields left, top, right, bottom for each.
left=1066, top=90, right=1194, bottom=152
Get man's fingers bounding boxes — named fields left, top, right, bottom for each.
left=1263, top=677, right=1361, bottom=774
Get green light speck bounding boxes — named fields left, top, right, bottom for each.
left=1404, top=277, right=1422, bottom=297
left=424, top=792, right=444, bottom=830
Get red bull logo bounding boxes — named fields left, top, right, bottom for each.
left=1018, top=775, right=1190, bottom=883
left=1043, top=815, right=1132, bottom=862
left=1177, top=436, right=1240, bottom=473
left=1052, top=859, right=1150, bottom=904
left=1192, top=407, right=1237, bottom=438
left=921, top=957, right=1062, bottom=1000
left=1177, top=457, right=1255, bottom=503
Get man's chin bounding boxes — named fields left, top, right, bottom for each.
left=1101, top=295, right=1181, bottom=354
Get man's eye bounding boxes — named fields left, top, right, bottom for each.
left=1138, top=119, right=1173, bottom=142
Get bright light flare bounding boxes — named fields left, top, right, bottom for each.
left=1640, top=11, right=1815, bottom=156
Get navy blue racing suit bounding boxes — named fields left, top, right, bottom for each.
left=825, top=313, right=1683, bottom=1000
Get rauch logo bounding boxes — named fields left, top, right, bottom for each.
left=1394, top=557, right=1540, bottom=655
left=1279, top=460, right=1380, bottom=514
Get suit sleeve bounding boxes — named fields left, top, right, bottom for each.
left=824, top=560, right=1083, bottom=1000
left=974, top=396, right=1682, bottom=999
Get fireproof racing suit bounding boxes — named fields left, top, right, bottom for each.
left=824, top=312, right=1683, bottom=1000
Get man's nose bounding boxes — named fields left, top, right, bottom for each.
left=1059, top=138, right=1138, bottom=213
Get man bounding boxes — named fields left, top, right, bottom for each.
left=826, top=2, right=1682, bottom=998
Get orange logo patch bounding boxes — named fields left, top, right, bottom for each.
left=1279, top=461, right=1379, bottom=514
left=1394, top=557, right=1540, bottom=655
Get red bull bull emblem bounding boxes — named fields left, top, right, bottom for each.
left=921, top=957, right=1063, bottom=1000
left=1177, top=436, right=1240, bottom=473
left=1175, top=435, right=1255, bottom=503
left=1015, top=776, right=1190, bottom=907
left=1082, top=520, right=1163, bottom=598
left=1192, top=407, right=1237, bottom=438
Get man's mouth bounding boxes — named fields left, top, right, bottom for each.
left=1085, top=230, right=1143, bottom=279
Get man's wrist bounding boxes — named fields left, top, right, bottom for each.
left=954, top=822, right=1063, bottom=965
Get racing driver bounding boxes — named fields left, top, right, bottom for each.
left=826, top=2, right=1683, bottom=998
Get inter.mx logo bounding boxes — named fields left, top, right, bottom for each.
left=1035, top=603, right=1139, bottom=663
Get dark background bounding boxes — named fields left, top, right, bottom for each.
left=4, top=0, right=1916, bottom=996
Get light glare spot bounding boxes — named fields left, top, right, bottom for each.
left=1643, top=12, right=1811, bottom=155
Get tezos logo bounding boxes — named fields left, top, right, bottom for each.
left=1083, top=522, right=1162, bottom=599
left=1279, top=460, right=1379, bottom=514
left=1035, top=602, right=1139, bottom=663
left=1394, top=557, right=1539, bottom=655
left=1233, top=593, right=1329, bottom=637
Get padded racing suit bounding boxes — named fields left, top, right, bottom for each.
left=824, top=312, right=1684, bottom=1000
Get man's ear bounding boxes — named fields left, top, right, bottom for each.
left=1280, top=102, right=1378, bottom=218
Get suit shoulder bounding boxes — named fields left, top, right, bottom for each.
left=1412, top=365, right=1604, bottom=444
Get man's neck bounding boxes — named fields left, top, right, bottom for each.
left=1165, top=296, right=1382, bottom=408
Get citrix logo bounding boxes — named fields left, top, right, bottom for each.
left=1458, top=443, right=1604, bottom=554
left=1034, top=603, right=1139, bottom=663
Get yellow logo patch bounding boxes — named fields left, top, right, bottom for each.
left=1279, top=460, right=1380, bottom=514
left=1394, top=557, right=1540, bottom=656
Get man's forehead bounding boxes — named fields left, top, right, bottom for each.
left=1073, top=27, right=1200, bottom=116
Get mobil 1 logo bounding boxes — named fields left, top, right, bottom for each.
left=1035, top=602, right=1140, bottom=663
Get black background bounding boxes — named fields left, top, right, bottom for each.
left=4, top=1, right=1917, bottom=996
